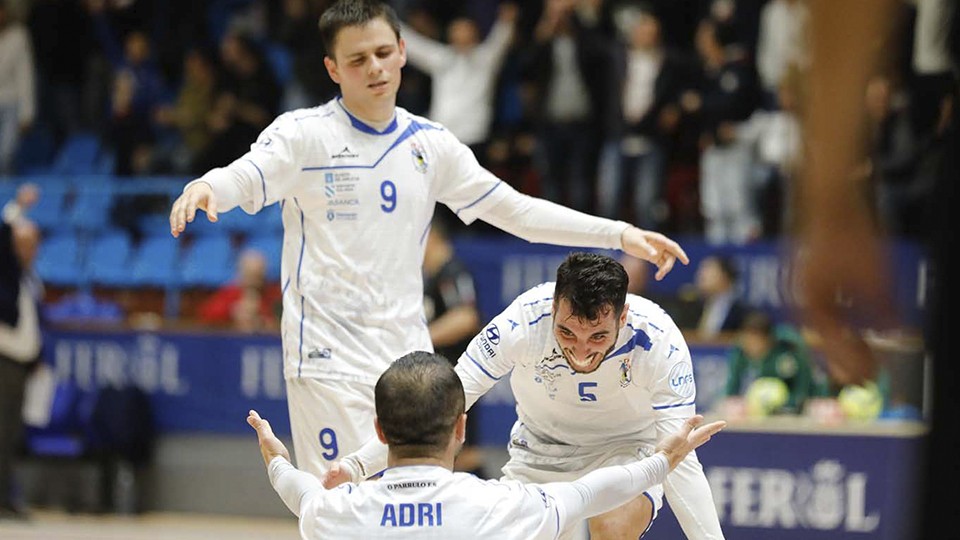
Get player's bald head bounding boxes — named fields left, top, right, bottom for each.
left=375, top=351, right=465, bottom=457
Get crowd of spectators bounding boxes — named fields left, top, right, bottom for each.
left=0, top=0, right=951, bottom=243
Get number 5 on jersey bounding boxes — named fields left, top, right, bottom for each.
left=579, top=382, right=598, bottom=402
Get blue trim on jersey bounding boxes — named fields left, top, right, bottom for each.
left=295, top=111, right=335, bottom=121
left=651, top=400, right=696, bottom=410
left=454, top=181, right=503, bottom=215
left=338, top=99, right=399, bottom=135
left=465, top=351, right=502, bottom=381
left=281, top=277, right=290, bottom=296
left=298, top=294, right=305, bottom=378
left=243, top=158, right=267, bottom=210
left=640, top=491, right=656, bottom=538
left=606, top=328, right=653, bottom=359
left=294, top=198, right=305, bottom=287
left=553, top=505, right=561, bottom=540
left=523, top=296, right=554, bottom=307
left=301, top=119, right=442, bottom=171
left=294, top=198, right=306, bottom=379
left=419, top=220, right=431, bottom=245
left=529, top=312, right=551, bottom=326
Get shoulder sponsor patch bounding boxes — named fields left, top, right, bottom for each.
left=667, top=362, right=696, bottom=398
left=485, top=324, right=500, bottom=345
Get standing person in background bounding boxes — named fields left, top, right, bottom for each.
left=0, top=215, right=41, bottom=519
left=168, top=0, right=689, bottom=480
left=400, top=3, right=517, bottom=162
left=422, top=216, right=485, bottom=476
left=0, top=0, right=34, bottom=176
left=691, top=255, right=746, bottom=339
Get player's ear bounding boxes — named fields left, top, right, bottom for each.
left=397, top=37, right=407, bottom=68
left=324, top=56, right=341, bottom=84
left=374, top=417, right=388, bottom=444
left=620, top=303, right=629, bottom=325
left=454, top=414, right=467, bottom=444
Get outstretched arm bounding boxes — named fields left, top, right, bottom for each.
left=542, top=416, right=725, bottom=533
left=248, top=410, right=324, bottom=517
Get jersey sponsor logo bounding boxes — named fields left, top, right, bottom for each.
left=327, top=210, right=358, bottom=221
left=668, top=361, right=695, bottom=398
left=307, top=347, right=332, bottom=359
left=668, top=344, right=679, bottom=359
left=332, top=146, right=359, bottom=159
left=410, top=141, right=428, bottom=173
left=477, top=334, right=497, bottom=360
left=485, top=324, right=500, bottom=345
left=380, top=502, right=443, bottom=527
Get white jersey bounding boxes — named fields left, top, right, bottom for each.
left=455, top=282, right=725, bottom=539
left=189, top=98, right=628, bottom=385
left=268, top=455, right=670, bottom=540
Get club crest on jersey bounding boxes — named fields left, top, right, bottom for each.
left=619, top=357, right=632, bottom=387
left=410, top=142, right=428, bottom=173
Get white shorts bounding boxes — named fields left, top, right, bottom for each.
left=501, top=422, right=664, bottom=533
left=286, top=378, right=376, bottom=478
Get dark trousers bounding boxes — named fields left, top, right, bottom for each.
left=0, top=357, right=29, bottom=509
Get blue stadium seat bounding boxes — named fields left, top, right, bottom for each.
left=14, top=125, right=55, bottom=175
left=68, top=178, right=116, bottom=231
left=51, top=132, right=102, bottom=174
left=131, top=234, right=180, bottom=287
left=23, top=177, right=70, bottom=231
left=179, top=234, right=235, bottom=287
left=244, top=233, right=282, bottom=281
left=35, top=232, right=85, bottom=287
left=86, top=229, right=134, bottom=287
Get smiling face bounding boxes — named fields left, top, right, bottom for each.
left=323, top=17, right=406, bottom=119
left=553, top=298, right=627, bottom=374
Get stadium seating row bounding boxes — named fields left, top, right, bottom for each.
left=35, top=228, right=282, bottom=288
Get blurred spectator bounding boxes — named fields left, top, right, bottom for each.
left=401, top=3, right=517, bottom=157
left=197, top=248, right=281, bottom=333
left=755, top=0, right=809, bottom=105
left=195, top=32, right=281, bottom=173
left=598, top=4, right=686, bottom=228
left=152, top=48, right=218, bottom=174
left=88, top=1, right=168, bottom=175
left=688, top=18, right=760, bottom=244
left=688, top=254, right=746, bottom=338
left=27, top=0, right=95, bottom=144
left=734, top=67, right=804, bottom=236
left=0, top=1, right=35, bottom=176
left=523, top=0, right=618, bottom=212
left=421, top=217, right=485, bottom=477
left=723, top=310, right=820, bottom=415
left=0, top=216, right=41, bottom=519
left=0, top=182, right=36, bottom=224
left=274, top=0, right=339, bottom=110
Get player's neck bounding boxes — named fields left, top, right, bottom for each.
left=387, top=454, right=453, bottom=471
left=339, top=96, right=396, bottom=129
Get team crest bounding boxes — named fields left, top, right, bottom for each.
left=410, top=141, right=428, bottom=173
left=619, top=357, right=632, bottom=387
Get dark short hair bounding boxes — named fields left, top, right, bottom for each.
left=375, top=351, right=465, bottom=458
left=554, top=252, right=628, bottom=321
left=318, top=0, right=401, bottom=58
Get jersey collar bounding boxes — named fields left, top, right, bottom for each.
left=337, top=97, right=399, bottom=136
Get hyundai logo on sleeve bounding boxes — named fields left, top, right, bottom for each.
left=485, top=324, right=500, bottom=345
